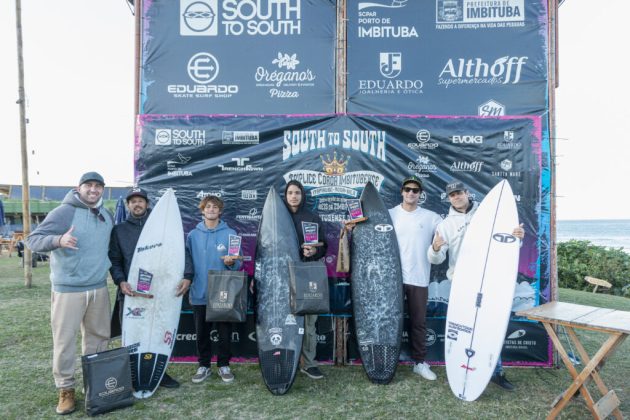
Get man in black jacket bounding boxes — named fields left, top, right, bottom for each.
left=108, top=187, right=180, bottom=388
left=283, top=180, right=328, bottom=379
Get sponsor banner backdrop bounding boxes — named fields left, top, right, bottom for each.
left=171, top=313, right=335, bottom=362
left=140, top=0, right=336, bottom=114
left=136, top=113, right=550, bottom=365
left=347, top=0, right=548, bottom=116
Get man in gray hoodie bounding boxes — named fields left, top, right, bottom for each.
left=27, top=172, right=113, bottom=415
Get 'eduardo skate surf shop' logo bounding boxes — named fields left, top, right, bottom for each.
left=167, top=52, right=239, bottom=99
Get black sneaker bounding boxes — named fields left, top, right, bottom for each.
left=160, top=373, right=181, bottom=388
left=300, top=367, right=324, bottom=380
left=490, top=372, right=515, bottom=391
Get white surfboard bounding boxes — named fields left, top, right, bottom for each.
left=445, top=180, right=520, bottom=401
left=122, top=189, right=185, bottom=399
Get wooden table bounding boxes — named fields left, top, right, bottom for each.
left=517, top=302, right=630, bottom=419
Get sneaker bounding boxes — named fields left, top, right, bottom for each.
left=56, top=388, right=76, bottom=415
left=300, top=366, right=324, bottom=379
left=192, top=366, right=211, bottom=384
left=218, top=366, right=235, bottom=383
left=413, top=362, right=437, bottom=381
left=160, top=373, right=180, bottom=388
left=490, top=372, right=515, bottom=391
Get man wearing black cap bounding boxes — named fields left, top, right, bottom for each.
left=389, top=175, right=442, bottom=381
left=26, top=172, right=114, bottom=415
left=428, top=180, right=524, bottom=391
left=108, top=187, right=180, bottom=389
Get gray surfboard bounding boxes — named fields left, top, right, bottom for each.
left=350, top=182, right=404, bottom=384
left=254, top=187, right=304, bottom=395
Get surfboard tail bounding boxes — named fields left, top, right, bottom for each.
left=259, top=348, right=297, bottom=395
left=361, top=344, right=400, bottom=384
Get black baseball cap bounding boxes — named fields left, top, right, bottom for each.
left=401, top=175, right=423, bottom=189
left=445, top=181, right=466, bottom=195
left=126, top=187, right=148, bottom=202
left=78, top=171, right=105, bottom=186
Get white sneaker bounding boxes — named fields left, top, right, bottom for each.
left=218, top=366, right=235, bottom=383
left=192, top=366, right=211, bottom=383
left=413, top=362, right=437, bottom=381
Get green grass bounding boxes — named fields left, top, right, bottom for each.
left=1, top=256, right=629, bottom=419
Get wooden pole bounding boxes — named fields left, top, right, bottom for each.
left=134, top=0, right=141, bottom=116
left=334, top=0, right=348, bottom=366
left=14, top=0, right=32, bottom=287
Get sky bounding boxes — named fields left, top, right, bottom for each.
left=1, top=1, right=629, bottom=220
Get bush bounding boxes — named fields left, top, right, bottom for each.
left=557, top=240, right=630, bottom=297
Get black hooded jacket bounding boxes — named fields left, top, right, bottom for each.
left=283, top=180, right=328, bottom=262
left=108, top=209, right=151, bottom=285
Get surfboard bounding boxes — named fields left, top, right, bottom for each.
left=350, top=182, right=404, bottom=384
left=122, top=189, right=185, bottom=399
left=444, top=179, right=520, bottom=401
left=254, top=186, right=304, bottom=395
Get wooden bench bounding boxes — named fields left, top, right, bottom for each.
left=585, top=276, right=612, bottom=294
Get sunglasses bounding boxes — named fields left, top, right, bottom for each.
left=403, top=187, right=420, bottom=194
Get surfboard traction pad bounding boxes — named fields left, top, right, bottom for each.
left=129, top=352, right=168, bottom=396
left=351, top=183, right=404, bottom=384
left=255, top=188, right=304, bottom=395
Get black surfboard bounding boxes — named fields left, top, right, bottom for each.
left=254, top=187, right=304, bottom=395
left=350, top=182, right=404, bottom=384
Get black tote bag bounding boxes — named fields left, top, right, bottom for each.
left=289, top=261, right=330, bottom=315
left=81, top=347, right=134, bottom=416
left=206, top=270, right=248, bottom=322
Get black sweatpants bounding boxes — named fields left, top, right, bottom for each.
left=192, top=305, right=232, bottom=368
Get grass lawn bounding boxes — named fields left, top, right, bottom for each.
left=1, top=255, right=628, bottom=419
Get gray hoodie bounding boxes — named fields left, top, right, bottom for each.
left=26, top=190, right=113, bottom=292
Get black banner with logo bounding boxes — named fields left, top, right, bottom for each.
left=346, top=0, right=548, bottom=116
left=136, top=113, right=550, bottom=365
left=140, top=0, right=336, bottom=114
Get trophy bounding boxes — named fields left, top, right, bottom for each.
left=345, top=199, right=368, bottom=225
left=220, top=234, right=244, bottom=260
left=301, top=221, right=323, bottom=248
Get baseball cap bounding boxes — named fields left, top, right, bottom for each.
left=445, top=181, right=466, bottom=195
left=401, top=175, right=423, bottom=189
left=126, top=187, right=149, bottom=202
left=79, top=171, right=105, bottom=186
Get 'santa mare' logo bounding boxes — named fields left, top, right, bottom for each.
left=493, top=233, right=516, bottom=243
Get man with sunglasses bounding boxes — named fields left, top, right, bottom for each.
left=26, top=172, right=114, bottom=415
left=428, top=180, right=524, bottom=391
left=389, top=175, right=442, bottom=381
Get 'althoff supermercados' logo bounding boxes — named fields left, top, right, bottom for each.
left=439, top=56, right=527, bottom=89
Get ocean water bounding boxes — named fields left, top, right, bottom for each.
left=557, top=219, right=630, bottom=252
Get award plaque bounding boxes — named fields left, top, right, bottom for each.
left=345, top=199, right=367, bottom=224
left=301, top=221, right=323, bottom=247
left=221, top=234, right=244, bottom=260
